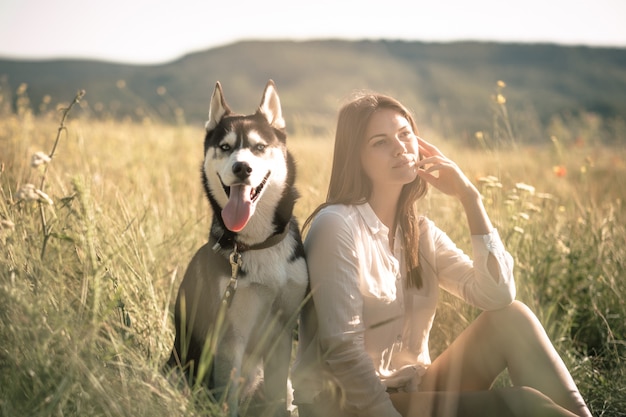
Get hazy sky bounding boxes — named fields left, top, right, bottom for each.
left=1, top=0, right=625, bottom=64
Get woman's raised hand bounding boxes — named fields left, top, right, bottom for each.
left=415, top=137, right=479, bottom=203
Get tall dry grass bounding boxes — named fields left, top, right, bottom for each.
left=0, top=84, right=624, bottom=416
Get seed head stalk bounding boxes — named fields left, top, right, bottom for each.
left=39, top=89, right=86, bottom=259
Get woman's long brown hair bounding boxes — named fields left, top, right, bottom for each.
left=303, top=92, right=428, bottom=288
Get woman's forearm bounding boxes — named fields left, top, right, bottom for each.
left=459, top=185, right=493, bottom=236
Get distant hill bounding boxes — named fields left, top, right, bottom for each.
left=1, top=40, right=625, bottom=142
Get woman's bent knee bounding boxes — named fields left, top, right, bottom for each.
left=483, top=301, right=541, bottom=332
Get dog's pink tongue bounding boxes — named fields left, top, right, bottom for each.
left=222, top=185, right=254, bottom=232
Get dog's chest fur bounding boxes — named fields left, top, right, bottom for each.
left=215, top=236, right=307, bottom=294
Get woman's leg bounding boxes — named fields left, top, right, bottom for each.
left=391, top=387, right=580, bottom=417
left=393, top=301, right=591, bottom=416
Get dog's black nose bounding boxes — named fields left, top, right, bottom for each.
left=232, top=161, right=252, bottom=180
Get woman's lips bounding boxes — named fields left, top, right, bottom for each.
left=393, top=156, right=415, bottom=168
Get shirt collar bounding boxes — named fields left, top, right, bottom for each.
left=356, top=202, right=389, bottom=236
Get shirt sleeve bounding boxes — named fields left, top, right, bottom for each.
left=306, top=211, right=402, bottom=417
left=427, top=219, right=516, bottom=310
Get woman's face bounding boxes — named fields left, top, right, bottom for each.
left=360, top=108, right=419, bottom=191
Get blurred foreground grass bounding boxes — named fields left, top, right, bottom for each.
left=0, top=88, right=624, bottom=416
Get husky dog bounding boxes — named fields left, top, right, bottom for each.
left=167, top=80, right=308, bottom=416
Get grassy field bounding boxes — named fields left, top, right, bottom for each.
left=0, top=88, right=625, bottom=416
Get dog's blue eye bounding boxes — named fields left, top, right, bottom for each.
left=255, top=144, right=266, bottom=152
left=220, top=144, right=231, bottom=151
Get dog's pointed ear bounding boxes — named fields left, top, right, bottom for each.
left=206, top=81, right=231, bottom=131
left=257, top=80, right=285, bottom=130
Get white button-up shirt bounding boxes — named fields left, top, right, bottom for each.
left=292, top=203, right=515, bottom=416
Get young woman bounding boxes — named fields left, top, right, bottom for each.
left=291, top=92, right=592, bottom=417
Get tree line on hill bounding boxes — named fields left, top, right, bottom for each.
left=1, top=39, right=625, bottom=143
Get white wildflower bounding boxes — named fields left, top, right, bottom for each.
left=16, top=184, right=39, bottom=201
left=35, top=189, right=54, bottom=205
left=513, top=226, right=525, bottom=234
left=478, top=176, right=503, bottom=189
left=536, top=192, right=556, bottom=201
left=478, top=175, right=500, bottom=184
left=31, top=151, right=51, bottom=167
left=15, top=184, right=54, bottom=205
left=485, top=182, right=503, bottom=189
left=506, top=194, right=520, bottom=202
left=515, top=182, right=536, bottom=195
left=523, top=202, right=542, bottom=213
